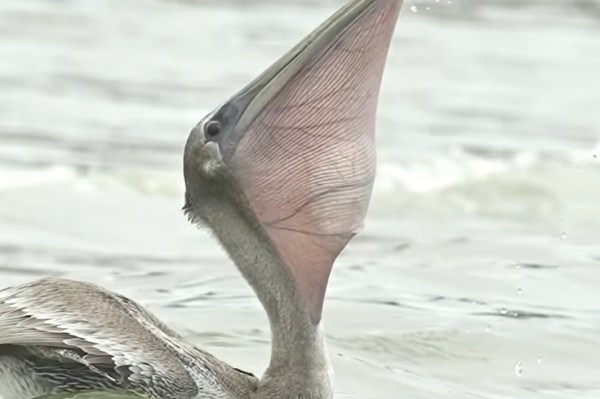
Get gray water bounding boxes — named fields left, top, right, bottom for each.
left=1, top=0, right=599, bottom=398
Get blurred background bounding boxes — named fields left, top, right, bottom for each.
left=0, top=0, right=599, bottom=398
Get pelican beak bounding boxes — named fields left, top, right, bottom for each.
left=187, top=0, right=401, bottom=324
left=204, top=0, right=387, bottom=161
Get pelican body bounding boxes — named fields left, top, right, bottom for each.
left=0, top=1, right=402, bottom=398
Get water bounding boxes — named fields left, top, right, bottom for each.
left=1, top=0, right=599, bottom=397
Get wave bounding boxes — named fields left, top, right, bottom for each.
left=0, top=165, right=76, bottom=190
left=2, top=144, right=598, bottom=228
left=371, top=145, right=600, bottom=228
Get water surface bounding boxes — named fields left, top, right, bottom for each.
left=1, top=0, right=599, bottom=398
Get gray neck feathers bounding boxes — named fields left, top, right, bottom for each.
left=187, top=181, right=333, bottom=398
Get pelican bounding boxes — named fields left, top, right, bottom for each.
left=0, top=0, right=401, bottom=398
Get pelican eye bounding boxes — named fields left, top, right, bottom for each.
left=205, top=120, right=222, bottom=138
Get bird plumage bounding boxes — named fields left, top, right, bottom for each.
left=0, top=278, right=256, bottom=399
left=0, top=1, right=401, bottom=397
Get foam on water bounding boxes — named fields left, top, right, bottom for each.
left=0, top=166, right=76, bottom=191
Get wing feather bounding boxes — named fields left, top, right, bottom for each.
left=0, top=278, right=198, bottom=398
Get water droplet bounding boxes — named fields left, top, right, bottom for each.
left=465, top=328, right=471, bottom=334
left=515, top=361, right=523, bottom=377
left=410, top=5, right=418, bottom=12
left=517, top=288, right=523, bottom=294
left=426, top=6, right=431, bottom=10
left=499, top=308, right=508, bottom=315
left=561, top=232, right=567, bottom=240
left=537, top=357, right=542, bottom=364
left=485, top=324, right=491, bottom=333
